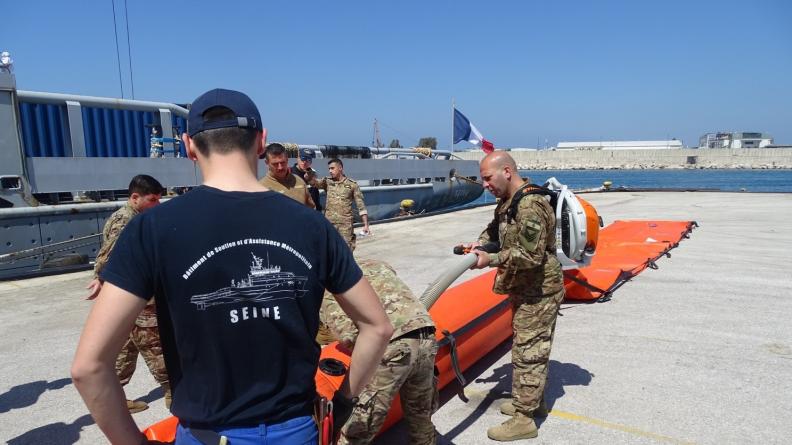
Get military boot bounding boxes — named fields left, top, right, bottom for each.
left=315, top=322, right=337, bottom=346
left=499, top=398, right=549, bottom=417
left=487, top=414, right=538, bottom=441
left=126, top=399, right=149, bottom=413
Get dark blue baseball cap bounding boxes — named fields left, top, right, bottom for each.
left=299, top=148, right=316, bottom=161
left=187, top=88, right=262, bottom=137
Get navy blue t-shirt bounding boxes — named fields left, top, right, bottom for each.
left=102, top=185, right=361, bottom=427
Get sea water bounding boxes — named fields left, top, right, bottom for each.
left=468, top=169, right=792, bottom=205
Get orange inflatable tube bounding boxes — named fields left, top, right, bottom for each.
left=144, top=219, right=696, bottom=440
left=563, top=220, right=697, bottom=301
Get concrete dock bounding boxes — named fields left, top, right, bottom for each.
left=1, top=191, right=791, bottom=444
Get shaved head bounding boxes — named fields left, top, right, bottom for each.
left=481, top=151, right=517, bottom=172
left=479, top=150, right=524, bottom=199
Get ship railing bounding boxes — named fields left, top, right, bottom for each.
left=0, top=233, right=99, bottom=265
left=296, top=145, right=466, bottom=161
left=15, top=89, right=189, bottom=159
left=1, top=71, right=197, bottom=206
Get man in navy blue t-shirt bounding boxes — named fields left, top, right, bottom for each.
left=72, top=89, right=393, bottom=445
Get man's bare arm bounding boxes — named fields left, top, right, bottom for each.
left=361, top=214, right=370, bottom=234
left=85, top=278, right=103, bottom=300
left=71, top=283, right=149, bottom=445
left=332, top=277, right=393, bottom=396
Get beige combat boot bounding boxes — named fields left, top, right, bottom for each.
left=126, top=399, right=149, bottom=413
left=487, top=414, right=538, bottom=441
left=499, top=398, right=549, bottom=417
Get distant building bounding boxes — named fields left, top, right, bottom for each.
left=554, top=140, right=683, bottom=151
left=698, top=132, right=773, bottom=149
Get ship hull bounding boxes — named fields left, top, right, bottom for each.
left=0, top=162, right=482, bottom=280
left=0, top=76, right=484, bottom=279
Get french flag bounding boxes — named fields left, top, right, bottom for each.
left=453, top=108, right=495, bottom=153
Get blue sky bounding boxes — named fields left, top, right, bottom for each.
left=4, top=0, right=791, bottom=148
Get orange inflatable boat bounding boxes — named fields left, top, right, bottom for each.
left=143, top=219, right=695, bottom=441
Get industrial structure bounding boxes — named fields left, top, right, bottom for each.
left=555, top=140, right=683, bottom=151
left=698, top=132, right=773, bottom=149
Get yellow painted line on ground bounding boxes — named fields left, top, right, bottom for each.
left=549, top=409, right=696, bottom=445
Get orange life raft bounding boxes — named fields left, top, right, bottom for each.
left=144, top=219, right=696, bottom=441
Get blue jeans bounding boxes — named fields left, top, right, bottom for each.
left=176, top=416, right=317, bottom=445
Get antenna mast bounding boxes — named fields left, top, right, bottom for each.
left=372, top=118, right=383, bottom=148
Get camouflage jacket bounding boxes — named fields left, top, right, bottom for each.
left=94, top=203, right=138, bottom=277
left=317, top=176, right=367, bottom=225
left=95, top=203, right=157, bottom=327
left=291, top=164, right=322, bottom=211
left=478, top=183, right=563, bottom=297
left=259, top=171, right=315, bottom=208
left=320, top=259, right=434, bottom=349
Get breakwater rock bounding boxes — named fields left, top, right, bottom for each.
left=455, top=148, right=792, bottom=170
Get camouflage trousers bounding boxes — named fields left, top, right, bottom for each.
left=115, top=325, right=169, bottom=392
left=509, top=288, right=564, bottom=416
left=340, top=336, right=439, bottom=445
left=331, top=221, right=356, bottom=252
left=316, top=322, right=337, bottom=346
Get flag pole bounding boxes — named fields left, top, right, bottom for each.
left=451, top=97, right=455, bottom=153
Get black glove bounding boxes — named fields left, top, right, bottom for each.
left=332, top=391, right=358, bottom=430
left=453, top=242, right=500, bottom=255
left=478, top=242, right=500, bottom=253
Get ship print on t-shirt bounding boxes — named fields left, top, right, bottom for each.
left=190, top=252, right=308, bottom=310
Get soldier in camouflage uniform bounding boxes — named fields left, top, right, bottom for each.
left=315, top=158, right=369, bottom=251
left=462, top=151, right=564, bottom=441
left=291, top=147, right=323, bottom=212
left=149, top=126, right=164, bottom=158
left=321, top=259, right=438, bottom=445
left=259, top=143, right=315, bottom=208
left=85, top=174, right=171, bottom=413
